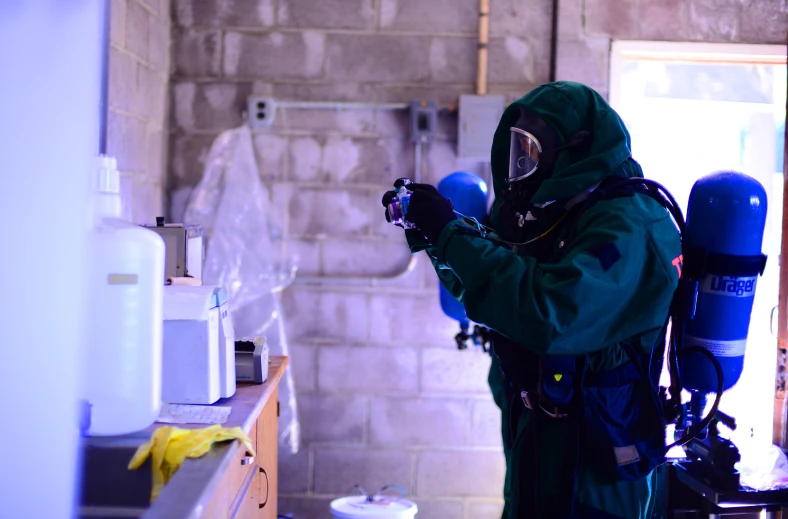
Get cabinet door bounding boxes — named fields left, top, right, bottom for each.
left=231, top=460, right=261, bottom=519
left=257, top=387, right=279, bottom=519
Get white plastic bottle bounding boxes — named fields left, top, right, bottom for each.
left=84, top=156, right=165, bottom=435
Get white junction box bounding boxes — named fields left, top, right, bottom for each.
left=457, top=94, right=506, bottom=162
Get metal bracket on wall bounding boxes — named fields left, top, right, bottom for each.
left=246, top=96, right=413, bottom=128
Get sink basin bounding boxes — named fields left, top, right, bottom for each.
left=78, top=442, right=152, bottom=519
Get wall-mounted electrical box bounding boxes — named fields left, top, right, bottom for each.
left=409, top=99, right=439, bottom=143
left=247, top=96, right=276, bottom=127
left=457, top=94, right=506, bottom=162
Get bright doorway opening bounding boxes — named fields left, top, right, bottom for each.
left=609, top=40, right=787, bottom=445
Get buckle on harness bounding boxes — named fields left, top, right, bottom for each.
left=520, top=390, right=569, bottom=419
left=520, top=390, right=534, bottom=410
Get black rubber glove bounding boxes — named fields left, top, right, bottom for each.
left=381, top=188, right=429, bottom=244
left=405, top=183, right=457, bottom=244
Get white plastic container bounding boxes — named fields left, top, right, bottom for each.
left=329, top=497, right=418, bottom=519
left=83, top=156, right=165, bottom=436
left=161, top=285, right=222, bottom=405
left=213, top=287, right=236, bottom=398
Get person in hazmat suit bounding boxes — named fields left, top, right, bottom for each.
left=382, top=81, right=682, bottom=518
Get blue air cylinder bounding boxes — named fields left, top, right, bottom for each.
left=680, top=171, right=768, bottom=394
left=437, top=172, right=489, bottom=326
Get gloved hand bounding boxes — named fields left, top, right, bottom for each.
left=405, top=183, right=457, bottom=244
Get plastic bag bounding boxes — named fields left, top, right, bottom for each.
left=733, top=431, right=788, bottom=491
left=183, top=125, right=301, bottom=455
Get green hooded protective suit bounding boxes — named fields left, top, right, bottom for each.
left=408, top=81, right=682, bottom=518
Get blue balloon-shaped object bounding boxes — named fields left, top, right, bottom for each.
left=681, top=171, right=768, bottom=393
left=436, top=172, right=489, bottom=327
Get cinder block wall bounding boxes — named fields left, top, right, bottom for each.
left=168, top=1, right=550, bottom=517
left=166, top=1, right=787, bottom=518
left=555, top=0, right=787, bottom=99
left=107, top=0, right=171, bottom=224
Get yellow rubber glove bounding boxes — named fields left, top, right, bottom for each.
left=128, top=424, right=256, bottom=502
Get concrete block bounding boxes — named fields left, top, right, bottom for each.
left=278, top=0, right=375, bottom=29
left=112, top=115, right=147, bottom=172
left=555, top=36, right=610, bottom=91
left=490, top=0, right=552, bottom=38
left=167, top=187, right=193, bottom=223
left=557, top=0, right=583, bottom=42
left=223, top=31, right=324, bottom=79
left=173, top=0, right=274, bottom=27
left=488, top=36, right=547, bottom=85
left=281, top=289, right=369, bottom=342
left=274, top=109, right=375, bottom=136
left=368, top=293, right=458, bottom=345
left=414, top=500, right=463, bottom=519
left=688, top=2, right=740, bottom=42
left=277, top=497, right=334, bottom=518
left=740, top=0, right=788, bottom=43
left=287, top=137, right=322, bottom=182
left=173, top=28, right=221, bottom=77
left=288, top=188, right=375, bottom=238
left=325, top=34, right=429, bottom=83
left=111, top=0, right=127, bottom=46
left=277, top=443, right=310, bottom=494
left=417, top=450, right=505, bottom=497
left=119, top=172, right=134, bottom=222
left=298, top=394, right=367, bottom=443
left=472, top=398, right=503, bottom=447
left=369, top=397, right=470, bottom=446
left=147, top=14, right=169, bottom=72
left=109, top=48, right=137, bottom=113
left=274, top=82, right=377, bottom=103
left=125, top=0, right=149, bottom=61
left=584, top=0, right=639, bottom=38
left=314, top=447, right=412, bottom=494
left=425, top=141, right=462, bottom=186
left=429, top=37, right=477, bottom=84
left=134, top=65, right=163, bottom=120
left=322, top=138, right=413, bottom=185
left=379, top=0, right=477, bottom=33
left=171, top=81, right=250, bottom=132
left=131, top=179, right=163, bottom=224
left=321, top=239, right=412, bottom=277
left=288, top=239, right=320, bottom=276
left=168, top=133, right=217, bottom=189
left=639, top=0, right=690, bottom=40
left=373, top=84, right=471, bottom=107
left=468, top=502, right=506, bottom=519
left=373, top=111, right=409, bottom=138
left=318, top=346, right=418, bottom=393
left=145, top=128, right=167, bottom=184
left=289, top=343, right=317, bottom=392
left=251, top=133, right=288, bottom=181
left=421, top=348, right=493, bottom=394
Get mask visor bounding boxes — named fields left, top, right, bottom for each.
left=508, top=128, right=542, bottom=182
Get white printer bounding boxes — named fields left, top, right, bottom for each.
left=162, top=285, right=236, bottom=404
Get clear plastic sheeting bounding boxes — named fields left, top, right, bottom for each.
left=183, top=125, right=301, bottom=455
left=726, top=424, right=788, bottom=491
left=734, top=435, right=788, bottom=491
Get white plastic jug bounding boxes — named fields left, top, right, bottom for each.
left=83, top=156, right=165, bottom=435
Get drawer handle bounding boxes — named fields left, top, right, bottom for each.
left=241, top=456, right=255, bottom=466
left=259, top=467, right=269, bottom=508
